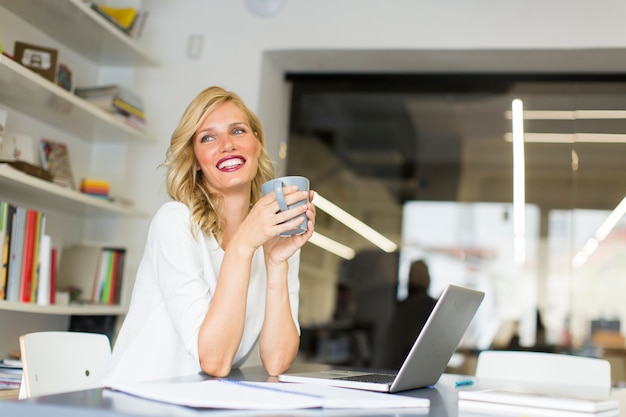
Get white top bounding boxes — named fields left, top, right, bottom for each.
left=103, top=201, right=301, bottom=384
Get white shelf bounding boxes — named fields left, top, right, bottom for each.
left=0, top=164, right=147, bottom=217
left=0, top=300, right=127, bottom=315
left=0, top=0, right=159, bottom=66
left=0, top=55, right=154, bottom=143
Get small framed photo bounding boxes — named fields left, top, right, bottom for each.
left=14, top=41, right=58, bottom=82
left=56, top=63, right=73, bottom=92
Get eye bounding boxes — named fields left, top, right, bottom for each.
left=232, top=127, right=246, bottom=135
left=199, top=134, right=216, bottom=143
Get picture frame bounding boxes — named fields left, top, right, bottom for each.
left=13, top=41, right=58, bottom=82
left=56, top=63, right=73, bottom=92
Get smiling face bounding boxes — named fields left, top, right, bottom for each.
left=193, top=101, right=262, bottom=197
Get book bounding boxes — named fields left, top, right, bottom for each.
left=29, top=211, right=45, bottom=302
left=49, top=247, right=57, bottom=304
left=19, top=209, right=38, bottom=303
left=88, top=3, right=138, bottom=34
left=458, top=389, right=620, bottom=417
left=39, top=139, right=74, bottom=189
left=0, top=201, right=15, bottom=299
left=93, top=248, right=125, bottom=304
left=74, top=84, right=144, bottom=112
left=6, top=206, right=26, bottom=302
left=36, top=234, right=51, bottom=306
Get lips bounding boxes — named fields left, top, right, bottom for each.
left=217, top=156, right=246, bottom=171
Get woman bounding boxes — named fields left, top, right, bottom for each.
left=104, top=86, right=315, bottom=383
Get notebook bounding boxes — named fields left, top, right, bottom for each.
left=278, top=284, right=485, bottom=393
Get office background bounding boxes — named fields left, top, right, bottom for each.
left=1, top=0, right=626, bottom=367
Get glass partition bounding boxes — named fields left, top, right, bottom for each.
left=287, top=74, right=626, bottom=357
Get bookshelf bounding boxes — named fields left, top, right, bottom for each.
left=0, top=0, right=159, bottom=66
left=0, top=0, right=158, bottom=357
left=0, top=300, right=127, bottom=316
left=0, top=55, right=153, bottom=143
left=0, top=164, right=146, bottom=217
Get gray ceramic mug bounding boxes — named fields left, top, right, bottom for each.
left=261, top=176, right=310, bottom=236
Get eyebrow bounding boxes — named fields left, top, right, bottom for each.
left=196, top=121, right=249, bottom=136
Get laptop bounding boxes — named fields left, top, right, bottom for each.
left=278, top=284, right=485, bottom=393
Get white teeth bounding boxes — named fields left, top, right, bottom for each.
left=218, top=158, right=243, bottom=169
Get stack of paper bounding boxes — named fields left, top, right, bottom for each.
left=458, top=389, right=620, bottom=417
left=106, top=379, right=430, bottom=410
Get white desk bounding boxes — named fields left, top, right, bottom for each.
left=1, top=364, right=625, bottom=417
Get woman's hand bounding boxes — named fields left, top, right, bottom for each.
left=263, top=189, right=316, bottom=263
left=235, top=187, right=315, bottom=257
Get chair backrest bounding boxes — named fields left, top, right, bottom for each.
left=475, top=350, right=612, bottom=389
left=19, top=331, right=112, bottom=398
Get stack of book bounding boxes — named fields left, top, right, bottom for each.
left=80, top=178, right=110, bottom=200
left=58, top=244, right=126, bottom=305
left=0, top=357, right=21, bottom=399
left=1, top=201, right=56, bottom=305
left=74, top=84, right=146, bottom=130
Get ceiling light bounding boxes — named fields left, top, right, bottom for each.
left=308, top=232, right=355, bottom=260
left=503, top=133, right=626, bottom=143
left=511, top=98, right=526, bottom=266
left=572, top=195, right=626, bottom=268
left=504, top=110, right=626, bottom=120
left=312, top=192, right=398, bottom=253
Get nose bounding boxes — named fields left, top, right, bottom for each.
left=220, top=135, right=235, bottom=152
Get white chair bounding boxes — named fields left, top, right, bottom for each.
left=19, top=331, right=112, bottom=398
left=475, top=350, right=612, bottom=390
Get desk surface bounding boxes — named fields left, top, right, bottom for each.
left=1, top=363, right=625, bottom=417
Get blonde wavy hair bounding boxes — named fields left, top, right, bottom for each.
left=163, top=86, right=275, bottom=243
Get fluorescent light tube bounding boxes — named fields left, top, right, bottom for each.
left=308, top=232, right=355, bottom=260
left=504, top=110, right=626, bottom=120
left=512, top=99, right=526, bottom=265
left=572, top=195, right=626, bottom=267
left=312, top=192, right=398, bottom=253
left=504, top=133, right=626, bottom=143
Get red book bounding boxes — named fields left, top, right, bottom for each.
left=50, top=248, right=57, bottom=304
left=19, top=209, right=38, bottom=303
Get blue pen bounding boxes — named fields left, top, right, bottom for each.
left=454, top=379, right=473, bottom=387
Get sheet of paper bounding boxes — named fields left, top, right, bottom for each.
left=458, top=389, right=620, bottom=417
left=106, top=379, right=430, bottom=410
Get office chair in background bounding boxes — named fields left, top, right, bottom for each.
left=19, top=331, right=112, bottom=398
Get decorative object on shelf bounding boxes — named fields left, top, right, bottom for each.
left=13, top=41, right=58, bottom=82
left=87, top=2, right=148, bottom=39
left=55, top=63, right=73, bottom=92
left=0, top=131, right=52, bottom=181
left=0, top=109, right=6, bottom=138
left=0, top=132, right=38, bottom=165
left=80, top=178, right=110, bottom=200
left=244, top=0, right=286, bottom=17
left=89, top=3, right=138, bottom=32
left=0, top=161, right=53, bottom=182
left=39, top=138, right=75, bottom=189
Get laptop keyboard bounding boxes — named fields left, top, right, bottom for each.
left=334, top=373, right=397, bottom=384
